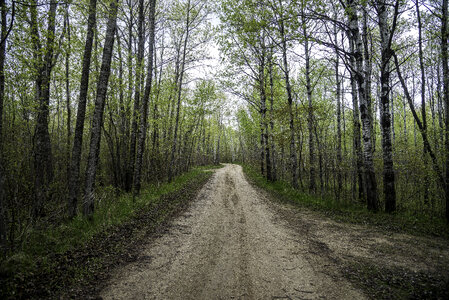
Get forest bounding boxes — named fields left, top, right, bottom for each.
left=0, top=0, right=448, bottom=297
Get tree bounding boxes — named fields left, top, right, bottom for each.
left=67, top=0, right=97, bottom=219
left=0, top=0, right=13, bottom=251
left=133, top=0, right=157, bottom=195
left=31, top=0, right=58, bottom=217
left=442, top=0, right=449, bottom=221
left=376, top=0, right=399, bottom=212
left=346, top=0, right=378, bottom=211
left=83, top=0, right=119, bottom=217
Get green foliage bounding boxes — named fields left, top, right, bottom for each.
left=243, top=164, right=449, bottom=239
left=0, top=165, right=220, bottom=279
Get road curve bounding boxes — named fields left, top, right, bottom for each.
left=101, top=164, right=364, bottom=299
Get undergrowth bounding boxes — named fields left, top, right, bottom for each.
left=0, top=164, right=221, bottom=298
left=242, top=164, right=449, bottom=239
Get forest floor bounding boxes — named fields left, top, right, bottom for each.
left=100, top=164, right=449, bottom=299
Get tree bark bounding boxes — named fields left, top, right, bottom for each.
left=303, top=18, right=315, bottom=194
left=377, top=0, right=397, bottom=212
left=31, top=0, right=57, bottom=218
left=416, top=0, right=429, bottom=204
left=65, top=5, right=72, bottom=188
left=83, top=0, right=118, bottom=218
left=259, top=34, right=271, bottom=181
left=442, top=0, right=449, bottom=222
left=0, top=0, right=8, bottom=250
left=268, top=48, right=277, bottom=181
left=335, top=26, right=342, bottom=201
left=168, top=0, right=191, bottom=182
left=347, top=0, right=378, bottom=211
left=67, top=0, right=97, bottom=218
left=349, top=37, right=364, bottom=203
left=128, top=0, right=145, bottom=192
left=278, top=4, right=298, bottom=189
left=133, top=0, right=157, bottom=196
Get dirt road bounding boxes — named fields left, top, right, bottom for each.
left=101, top=164, right=449, bottom=299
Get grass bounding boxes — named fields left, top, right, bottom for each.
left=0, top=164, right=221, bottom=298
left=242, top=164, right=449, bottom=239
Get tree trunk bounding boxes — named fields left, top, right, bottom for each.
left=416, top=0, right=429, bottom=204
left=303, top=22, right=315, bottom=194
left=31, top=0, right=57, bottom=218
left=347, top=0, right=378, bottom=211
left=335, top=25, right=342, bottom=201
left=279, top=7, right=298, bottom=189
left=0, top=0, right=8, bottom=250
left=268, top=48, right=277, bottom=181
left=65, top=6, right=72, bottom=185
left=133, top=0, right=157, bottom=196
left=349, top=41, right=364, bottom=203
left=259, top=34, right=270, bottom=180
left=67, top=0, right=97, bottom=218
left=83, top=0, right=118, bottom=218
left=377, top=0, right=397, bottom=212
left=128, top=0, right=145, bottom=192
left=442, top=0, right=449, bottom=222
left=168, top=0, right=191, bottom=182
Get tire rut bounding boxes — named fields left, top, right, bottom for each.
left=100, top=164, right=364, bottom=300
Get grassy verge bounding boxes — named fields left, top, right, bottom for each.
left=242, top=164, right=449, bottom=239
left=0, top=165, right=220, bottom=299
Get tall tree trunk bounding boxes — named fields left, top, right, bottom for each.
left=347, top=0, right=378, bottom=211
left=335, top=25, right=342, bottom=201
left=363, top=3, right=374, bottom=149
left=123, top=1, right=134, bottom=191
left=133, top=0, right=157, bottom=196
left=65, top=6, right=72, bottom=185
left=116, top=32, right=127, bottom=190
left=377, top=0, right=398, bottom=212
left=0, top=0, right=9, bottom=250
left=268, top=48, right=277, bottom=181
left=303, top=19, right=315, bottom=194
left=279, top=5, right=298, bottom=189
left=128, top=0, right=145, bottom=192
left=168, top=0, right=191, bottom=182
left=83, top=0, right=118, bottom=218
left=31, top=0, right=57, bottom=218
left=349, top=40, right=364, bottom=203
left=259, top=34, right=270, bottom=180
left=67, top=0, right=97, bottom=218
left=416, top=0, right=429, bottom=204
left=442, top=0, right=449, bottom=222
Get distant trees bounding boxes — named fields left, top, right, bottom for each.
left=222, top=0, right=449, bottom=221
left=0, top=0, right=233, bottom=252
left=0, top=0, right=448, bottom=253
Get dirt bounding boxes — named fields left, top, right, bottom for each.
left=103, top=164, right=363, bottom=299
left=100, top=164, right=449, bottom=299
left=0, top=170, right=213, bottom=300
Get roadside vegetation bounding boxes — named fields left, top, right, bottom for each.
left=243, top=164, right=449, bottom=239
left=243, top=164, right=449, bottom=299
left=0, top=165, right=220, bottom=299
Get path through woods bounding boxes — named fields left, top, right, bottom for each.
left=101, top=164, right=449, bottom=299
